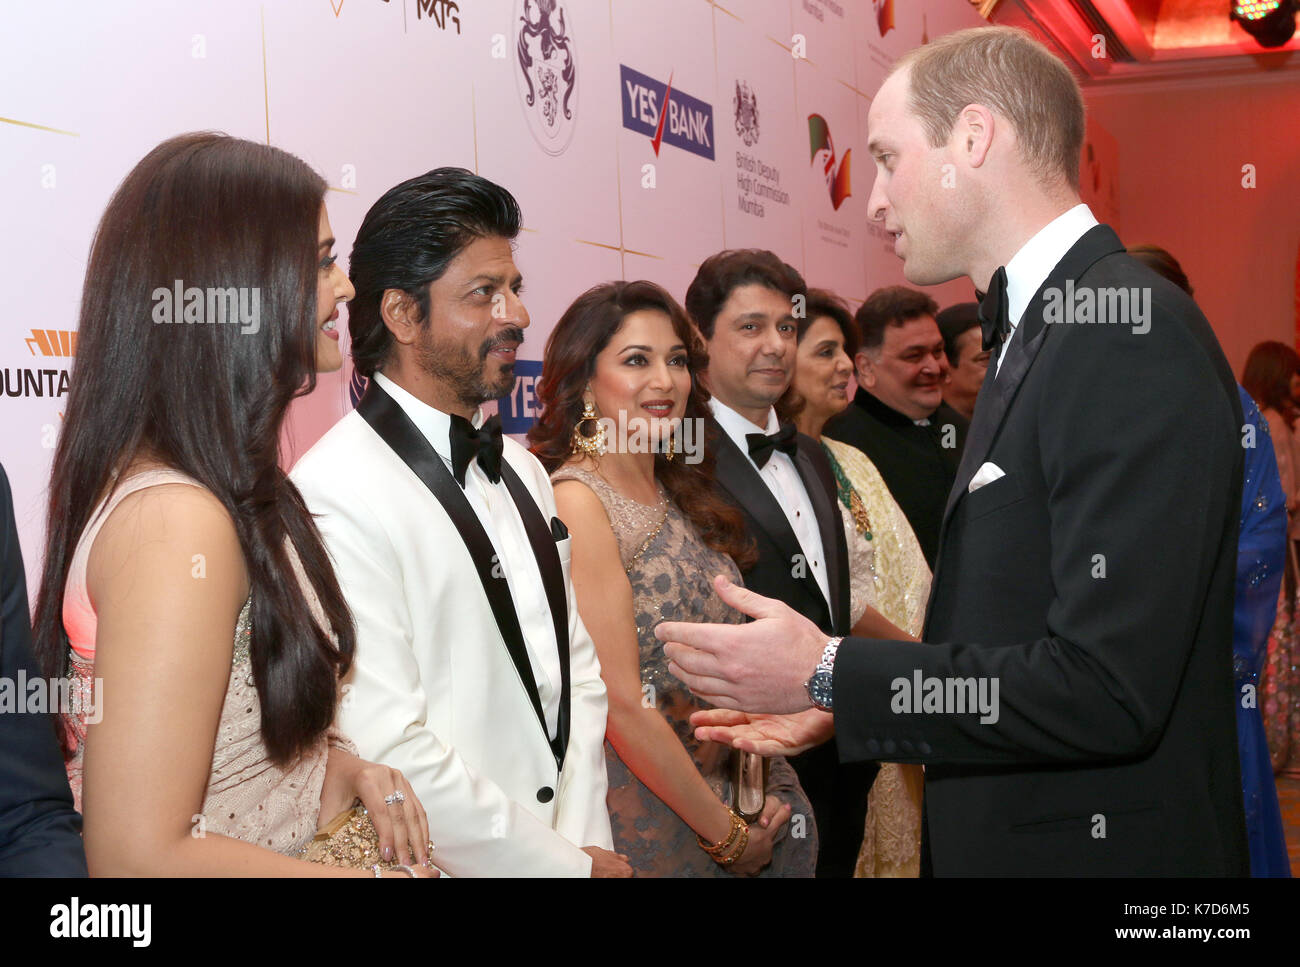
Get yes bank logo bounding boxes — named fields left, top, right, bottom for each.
left=498, top=359, right=543, bottom=434
left=620, top=65, right=714, bottom=161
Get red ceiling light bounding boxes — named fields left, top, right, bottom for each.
left=1231, top=0, right=1298, bottom=47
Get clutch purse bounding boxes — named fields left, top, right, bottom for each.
left=731, top=749, right=770, bottom=823
left=301, top=800, right=402, bottom=870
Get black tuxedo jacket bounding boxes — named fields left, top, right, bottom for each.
left=0, top=465, right=87, bottom=876
left=707, top=418, right=869, bottom=876
left=823, top=391, right=967, bottom=569
left=706, top=419, right=850, bottom=636
left=834, top=225, right=1250, bottom=875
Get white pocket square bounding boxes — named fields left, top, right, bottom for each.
left=968, top=462, right=1006, bottom=493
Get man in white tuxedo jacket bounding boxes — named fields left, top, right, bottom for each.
left=292, top=168, right=624, bottom=877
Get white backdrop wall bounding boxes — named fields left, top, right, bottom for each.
left=1, top=0, right=986, bottom=595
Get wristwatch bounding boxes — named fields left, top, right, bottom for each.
left=805, top=637, right=842, bottom=712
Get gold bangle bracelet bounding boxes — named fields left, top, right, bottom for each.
left=697, top=808, right=746, bottom=856
left=716, top=823, right=751, bottom=865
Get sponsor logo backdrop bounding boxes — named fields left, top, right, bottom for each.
left=0, top=0, right=987, bottom=592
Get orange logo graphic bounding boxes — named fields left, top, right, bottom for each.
left=26, top=329, right=77, bottom=358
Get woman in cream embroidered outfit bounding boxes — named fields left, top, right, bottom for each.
left=779, top=289, right=931, bottom=877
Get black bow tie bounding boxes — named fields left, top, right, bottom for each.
left=746, top=423, right=798, bottom=469
left=448, top=413, right=503, bottom=486
left=979, top=265, right=1011, bottom=352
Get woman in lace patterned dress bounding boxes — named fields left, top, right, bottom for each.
left=531, top=281, right=817, bottom=876
left=30, top=134, right=433, bottom=877
left=778, top=289, right=932, bottom=877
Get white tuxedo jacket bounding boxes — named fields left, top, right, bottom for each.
left=291, top=409, right=612, bottom=877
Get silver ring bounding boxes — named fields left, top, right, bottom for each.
left=392, top=864, right=416, bottom=878
left=371, top=864, right=383, bottom=878
left=384, top=790, right=406, bottom=806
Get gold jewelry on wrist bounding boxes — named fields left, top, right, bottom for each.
left=697, top=807, right=749, bottom=862
left=715, top=822, right=750, bottom=865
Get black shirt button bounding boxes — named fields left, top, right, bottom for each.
left=536, top=786, right=554, bottom=803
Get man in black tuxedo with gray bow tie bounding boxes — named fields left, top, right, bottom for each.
left=684, top=249, right=867, bottom=878
left=663, top=27, right=1248, bottom=875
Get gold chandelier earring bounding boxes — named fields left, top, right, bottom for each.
left=570, top=398, right=607, bottom=456
left=663, top=427, right=676, bottom=462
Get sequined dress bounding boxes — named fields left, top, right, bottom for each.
left=551, top=466, right=817, bottom=877
left=821, top=438, right=932, bottom=879
left=61, top=469, right=353, bottom=855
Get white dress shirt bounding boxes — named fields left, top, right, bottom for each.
left=709, top=397, right=830, bottom=606
left=996, top=203, right=1099, bottom=376
left=374, top=372, right=561, bottom=737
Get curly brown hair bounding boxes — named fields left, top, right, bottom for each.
left=529, top=281, right=756, bottom=570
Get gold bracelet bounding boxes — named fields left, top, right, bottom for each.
left=697, top=808, right=746, bottom=857
left=715, top=822, right=750, bottom=865
left=697, top=813, right=741, bottom=856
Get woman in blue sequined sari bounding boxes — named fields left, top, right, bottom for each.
left=1236, top=386, right=1291, bottom=876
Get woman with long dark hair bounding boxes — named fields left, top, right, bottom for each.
left=531, top=280, right=816, bottom=876
left=31, top=133, right=433, bottom=876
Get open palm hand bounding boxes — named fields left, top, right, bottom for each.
left=689, top=707, right=834, bottom=756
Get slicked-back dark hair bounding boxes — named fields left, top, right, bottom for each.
left=856, top=285, right=940, bottom=354
left=684, top=249, right=806, bottom=340
left=348, top=167, right=522, bottom=378
left=32, top=132, right=354, bottom=766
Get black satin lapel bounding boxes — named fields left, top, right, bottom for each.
left=793, top=443, right=844, bottom=630
left=500, top=464, right=570, bottom=769
left=354, top=382, right=552, bottom=753
left=943, top=224, right=1126, bottom=526
left=709, top=420, right=807, bottom=572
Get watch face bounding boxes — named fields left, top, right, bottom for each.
left=809, top=670, right=833, bottom=709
